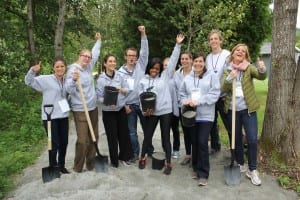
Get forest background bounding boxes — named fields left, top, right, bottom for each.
left=0, top=0, right=299, bottom=199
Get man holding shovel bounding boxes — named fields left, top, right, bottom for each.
left=65, top=32, right=105, bottom=173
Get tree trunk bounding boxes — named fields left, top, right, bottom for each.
left=261, top=0, right=299, bottom=165
left=27, top=0, right=36, bottom=65
left=54, top=0, right=66, bottom=57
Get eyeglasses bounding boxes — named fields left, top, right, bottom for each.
left=80, top=54, right=92, bottom=59
left=126, top=54, right=137, bottom=57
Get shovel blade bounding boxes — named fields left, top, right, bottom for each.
left=42, top=166, right=60, bottom=183
left=95, top=155, right=109, bottom=173
left=224, top=165, right=241, bottom=186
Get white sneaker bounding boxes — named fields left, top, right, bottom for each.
left=172, top=151, right=180, bottom=159
left=239, top=164, right=247, bottom=173
left=246, top=169, right=262, bottom=186
left=120, top=160, right=131, bottom=167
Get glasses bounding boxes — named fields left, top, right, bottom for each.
left=80, top=54, right=92, bottom=59
left=126, top=54, right=137, bottom=57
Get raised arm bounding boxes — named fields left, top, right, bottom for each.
left=24, top=61, right=44, bottom=91
left=88, top=32, right=102, bottom=71
left=137, top=25, right=149, bottom=71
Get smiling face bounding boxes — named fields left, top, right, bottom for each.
left=149, top=63, right=161, bottom=78
left=193, top=56, right=205, bottom=75
left=180, top=53, right=193, bottom=69
left=125, top=49, right=138, bottom=67
left=230, top=44, right=250, bottom=64
left=53, top=60, right=66, bottom=78
left=104, top=55, right=117, bottom=73
left=209, top=32, right=222, bottom=51
left=78, top=50, right=92, bottom=68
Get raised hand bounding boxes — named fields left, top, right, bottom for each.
left=31, top=61, right=41, bottom=72
left=95, top=32, right=101, bottom=41
left=138, top=25, right=146, bottom=36
left=176, top=33, right=185, bottom=44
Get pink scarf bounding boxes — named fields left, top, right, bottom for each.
left=230, top=60, right=250, bottom=71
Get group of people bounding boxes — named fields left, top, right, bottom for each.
left=25, top=27, right=267, bottom=187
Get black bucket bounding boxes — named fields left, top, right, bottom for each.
left=152, top=152, right=166, bottom=170
left=103, top=86, right=118, bottom=105
left=140, top=92, right=156, bottom=112
left=181, top=105, right=196, bottom=127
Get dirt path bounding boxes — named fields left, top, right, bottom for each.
left=6, top=111, right=298, bottom=200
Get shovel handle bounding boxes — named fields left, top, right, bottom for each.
left=231, top=78, right=236, bottom=149
left=76, top=78, right=97, bottom=142
left=43, top=104, right=54, bottom=150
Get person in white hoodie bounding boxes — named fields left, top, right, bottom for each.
left=96, top=54, right=133, bottom=168
left=25, top=57, right=70, bottom=174
left=138, top=33, right=185, bottom=175
left=179, top=52, right=220, bottom=186
left=65, top=32, right=102, bottom=173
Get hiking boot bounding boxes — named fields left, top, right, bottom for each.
left=180, top=156, right=191, bottom=165
left=239, top=164, right=247, bottom=173
left=163, top=163, right=172, bottom=175
left=139, top=157, right=146, bottom=169
left=172, top=151, right=180, bottom=159
left=246, top=169, right=262, bottom=186
left=198, top=178, right=208, bottom=186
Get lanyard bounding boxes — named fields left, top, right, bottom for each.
left=193, top=73, right=200, bottom=88
left=55, top=76, right=65, bottom=98
left=211, top=51, right=221, bottom=73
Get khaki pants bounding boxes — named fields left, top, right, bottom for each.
left=73, top=108, right=99, bottom=172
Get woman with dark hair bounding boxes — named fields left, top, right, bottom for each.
left=96, top=54, right=133, bottom=168
left=138, top=34, right=185, bottom=175
left=179, top=52, right=220, bottom=186
left=25, top=57, right=70, bottom=174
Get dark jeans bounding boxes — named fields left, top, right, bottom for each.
left=179, top=108, right=193, bottom=155
left=171, top=115, right=180, bottom=151
left=43, top=117, right=69, bottom=168
left=192, top=121, right=213, bottom=179
left=210, top=97, right=230, bottom=150
left=127, top=104, right=154, bottom=157
left=227, top=109, right=258, bottom=170
left=141, top=113, right=172, bottom=163
left=103, top=108, right=133, bottom=167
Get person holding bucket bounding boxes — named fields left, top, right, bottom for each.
left=173, top=51, right=194, bottom=165
left=65, top=32, right=102, bottom=173
left=138, top=33, right=185, bottom=175
left=221, top=44, right=267, bottom=186
left=118, top=25, right=153, bottom=161
left=179, top=52, right=220, bottom=186
left=25, top=57, right=70, bottom=174
left=96, top=54, right=133, bottom=168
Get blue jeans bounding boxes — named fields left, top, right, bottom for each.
left=227, top=109, right=258, bottom=170
left=127, top=104, right=154, bottom=157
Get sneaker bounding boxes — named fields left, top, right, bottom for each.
left=60, top=167, right=70, bottom=174
left=180, top=156, right=191, bottom=165
left=129, top=156, right=139, bottom=163
left=172, top=151, right=180, bottom=159
left=120, top=160, right=131, bottom=166
left=163, top=163, right=172, bottom=175
left=191, top=171, right=198, bottom=179
left=246, top=169, right=262, bottom=186
left=139, top=157, right=146, bottom=169
left=239, top=164, right=247, bottom=173
left=198, top=178, right=208, bottom=186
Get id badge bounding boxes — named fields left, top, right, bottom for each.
left=236, top=83, right=244, bottom=97
left=127, top=78, right=134, bottom=90
left=191, top=89, right=201, bottom=102
left=58, top=99, right=70, bottom=113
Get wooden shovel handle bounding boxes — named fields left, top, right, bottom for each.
left=76, top=78, right=97, bottom=142
left=231, top=78, right=236, bottom=149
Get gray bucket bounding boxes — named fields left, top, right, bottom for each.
left=181, top=105, right=196, bottom=127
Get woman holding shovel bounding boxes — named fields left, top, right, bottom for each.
left=25, top=57, right=70, bottom=174
left=65, top=32, right=102, bottom=173
left=222, top=43, right=267, bottom=186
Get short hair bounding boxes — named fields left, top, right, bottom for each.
left=228, top=43, right=251, bottom=63
left=208, top=29, right=224, bottom=42
left=145, top=57, right=163, bottom=77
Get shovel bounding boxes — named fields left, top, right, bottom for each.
left=76, top=78, right=108, bottom=172
left=42, top=104, right=61, bottom=183
left=224, top=78, right=241, bottom=186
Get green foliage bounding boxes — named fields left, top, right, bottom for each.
left=278, top=175, right=291, bottom=187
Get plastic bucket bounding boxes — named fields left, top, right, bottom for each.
left=151, top=152, right=166, bottom=170
left=181, top=105, right=196, bottom=127
left=139, top=92, right=156, bottom=112
left=103, top=86, right=118, bottom=105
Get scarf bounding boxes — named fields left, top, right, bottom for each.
left=230, top=60, right=250, bottom=71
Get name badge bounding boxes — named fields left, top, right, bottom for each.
left=191, top=89, right=201, bottom=102
left=236, top=83, right=244, bottom=97
left=58, top=99, right=70, bottom=113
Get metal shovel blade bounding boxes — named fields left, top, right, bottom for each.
left=42, top=166, right=60, bottom=183
left=95, top=155, right=109, bottom=173
left=224, top=165, right=241, bottom=186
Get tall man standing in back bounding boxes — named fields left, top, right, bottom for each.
left=118, top=25, right=153, bottom=161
